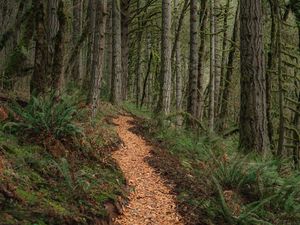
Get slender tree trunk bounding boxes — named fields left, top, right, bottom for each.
left=174, top=0, right=183, bottom=127
left=87, top=0, right=107, bottom=117
left=72, top=0, right=82, bottom=84
left=121, top=0, right=129, bottom=100
left=197, top=0, right=208, bottom=121
left=141, top=52, right=153, bottom=108
left=267, top=0, right=280, bottom=147
left=187, top=0, right=198, bottom=127
left=110, top=0, right=122, bottom=104
left=84, top=0, right=95, bottom=89
left=218, top=0, right=230, bottom=115
left=240, top=0, right=269, bottom=154
left=209, top=0, right=216, bottom=133
left=159, top=0, right=172, bottom=115
left=219, top=2, right=239, bottom=130
left=135, top=2, right=143, bottom=107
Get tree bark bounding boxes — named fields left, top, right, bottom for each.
left=159, top=0, right=172, bottom=115
left=87, top=0, right=107, bottom=117
left=174, top=0, right=183, bottom=127
left=219, top=2, right=239, bottom=130
left=187, top=0, right=198, bottom=127
left=239, top=0, right=269, bottom=153
left=218, top=0, right=230, bottom=116
left=51, top=0, right=65, bottom=96
left=209, top=0, right=216, bottom=133
left=72, top=0, right=82, bottom=84
left=110, top=0, right=122, bottom=104
left=197, top=0, right=208, bottom=122
left=84, top=0, right=96, bottom=89
left=121, top=0, right=129, bottom=100
left=30, top=0, right=49, bottom=95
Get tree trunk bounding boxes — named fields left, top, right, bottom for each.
left=209, top=0, right=216, bottom=133
left=159, top=0, right=172, bottom=115
left=31, top=0, right=49, bottom=95
left=121, top=0, right=129, bottom=100
left=135, top=1, right=143, bottom=107
left=51, top=0, right=65, bottom=96
left=218, top=0, right=230, bottom=116
left=219, top=2, right=239, bottom=130
left=267, top=0, right=280, bottom=147
left=239, top=0, right=269, bottom=154
left=84, top=0, right=96, bottom=89
left=187, top=0, right=198, bottom=127
left=87, top=0, right=107, bottom=117
left=174, top=0, right=183, bottom=127
left=110, top=0, right=122, bottom=104
left=197, top=0, right=208, bottom=122
left=72, top=0, right=82, bottom=84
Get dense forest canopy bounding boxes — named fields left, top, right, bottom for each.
left=0, top=0, right=300, bottom=224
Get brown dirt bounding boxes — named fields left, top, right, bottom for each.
left=112, top=116, right=184, bottom=225
left=127, top=116, right=208, bottom=225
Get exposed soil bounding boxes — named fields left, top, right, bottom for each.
left=112, top=116, right=184, bottom=225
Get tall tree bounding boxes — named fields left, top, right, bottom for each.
left=159, top=0, right=172, bottom=115
left=87, top=0, right=107, bottom=117
left=121, top=0, right=130, bottom=100
left=187, top=0, right=198, bottom=126
left=30, top=0, right=49, bottom=95
left=51, top=0, right=65, bottom=96
left=197, top=0, right=208, bottom=121
left=72, top=0, right=82, bottom=83
left=239, top=0, right=269, bottom=153
left=219, top=1, right=240, bottom=130
left=209, top=0, right=216, bottom=133
left=110, top=0, right=122, bottom=104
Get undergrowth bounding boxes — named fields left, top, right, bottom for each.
left=125, top=103, right=300, bottom=225
left=4, top=93, right=83, bottom=139
left=0, top=98, right=126, bottom=224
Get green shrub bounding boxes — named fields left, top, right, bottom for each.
left=4, top=93, right=83, bottom=139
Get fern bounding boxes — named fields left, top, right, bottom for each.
left=4, top=93, right=83, bottom=139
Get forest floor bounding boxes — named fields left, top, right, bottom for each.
left=112, top=115, right=184, bottom=225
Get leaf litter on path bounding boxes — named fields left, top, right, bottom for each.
left=112, top=116, right=184, bottom=225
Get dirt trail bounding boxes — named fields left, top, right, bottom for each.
left=112, top=116, right=184, bottom=225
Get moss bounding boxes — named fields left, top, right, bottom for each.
left=16, top=188, right=38, bottom=205
left=43, top=199, right=70, bottom=216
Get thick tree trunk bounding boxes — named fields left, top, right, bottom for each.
left=87, top=0, right=107, bottom=117
left=31, top=0, right=49, bottom=95
left=110, top=0, right=122, bottom=104
left=239, top=0, right=269, bottom=154
left=160, top=0, right=172, bottom=115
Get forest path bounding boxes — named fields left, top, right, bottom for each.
left=112, top=116, right=184, bottom=225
